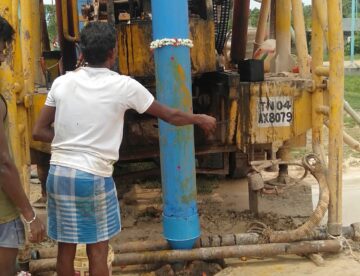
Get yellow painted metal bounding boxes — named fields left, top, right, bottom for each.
left=117, top=19, right=216, bottom=77
left=318, top=107, right=360, bottom=152
left=0, top=0, right=32, bottom=263
left=274, top=0, right=292, bottom=72
left=30, top=93, right=51, bottom=154
left=237, top=79, right=313, bottom=146
left=292, top=0, right=310, bottom=78
left=236, top=106, right=242, bottom=150
left=227, top=100, right=238, bottom=145
left=311, top=0, right=325, bottom=163
left=323, top=120, right=360, bottom=152
left=327, top=0, right=344, bottom=236
left=31, top=0, right=44, bottom=86
left=253, top=0, right=270, bottom=54
left=19, top=0, right=36, bottom=196
left=61, top=0, right=80, bottom=42
left=0, top=0, right=31, bottom=196
left=314, top=66, right=330, bottom=77
left=20, top=0, right=35, bottom=98
left=314, top=0, right=329, bottom=46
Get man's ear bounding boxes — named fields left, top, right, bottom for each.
left=108, top=48, right=116, bottom=61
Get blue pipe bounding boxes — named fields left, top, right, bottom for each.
left=77, top=0, right=86, bottom=30
left=151, top=0, right=200, bottom=250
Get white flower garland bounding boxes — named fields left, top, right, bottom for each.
left=150, top=38, right=194, bottom=50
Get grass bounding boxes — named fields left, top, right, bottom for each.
left=291, top=75, right=360, bottom=160
left=344, top=54, right=360, bottom=61
left=343, top=75, right=360, bottom=159
left=344, top=75, right=359, bottom=128
left=345, top=75, right=360, bottom=111
left=324, top=54, right=360, bottom=62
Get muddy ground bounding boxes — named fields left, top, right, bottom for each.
left=27, top=121, right=360, bottom=276
left=29, top=166, right=360, bottom=275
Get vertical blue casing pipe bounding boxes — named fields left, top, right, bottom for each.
left=77, top=0, right=86, bottom=30
left=151, top=0, right=200, bottom=249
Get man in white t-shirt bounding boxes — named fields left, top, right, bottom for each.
left=33, top=22, right=216, bottom=276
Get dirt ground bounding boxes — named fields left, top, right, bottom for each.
left=27, top=119, right=360, bottom=275
left=29, top=162, right=360, bottom=276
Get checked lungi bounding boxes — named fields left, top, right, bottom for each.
left=46, top=165, right=121, bottom=244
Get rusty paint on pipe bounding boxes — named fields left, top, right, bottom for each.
left=29, top=240, right=342, bottom=273
left=112, top=240, right=341, bottom=266
left=269, top=154, right=329, bottom=243
left=231, top=0, right=250, bottom=62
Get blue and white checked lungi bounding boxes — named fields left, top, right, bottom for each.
left=46, top=165, right=121, bottom=244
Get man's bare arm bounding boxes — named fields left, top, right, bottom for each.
left=0, top=106, right=45, bottom=242
left=32, top=105, right=56, bottom=142
left=145, top=100, right=216, bottom=136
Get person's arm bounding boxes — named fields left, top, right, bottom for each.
left=145, top=100, right=217, bottom=135
left=32, top=105, right=56, bottom=142
left=0, top=107, right=45, bottom=242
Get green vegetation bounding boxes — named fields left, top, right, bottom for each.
left=44, top=4, right=57, bottom=48
left=345, top=75, right=360, bottom=111
left=249, top=8, right=260, bottom=27
left=345, top=32, right=360, bottom=57
left=342, top=0, right=360, bottom=18
left=344, top=75, right=360, bottom=159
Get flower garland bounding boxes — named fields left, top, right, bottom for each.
left=150, top=38, right=194, bottom=50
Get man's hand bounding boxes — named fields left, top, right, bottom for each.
left=28, top=217, right=46, bottom=243
left=196, top=114, right=217, bottom=136
left=145, top=100, right=217, bottom=135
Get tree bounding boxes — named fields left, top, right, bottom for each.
left=303, top=5, right=312, bottom=30
left=342, top=0, right=360, bottom=18
left=249, top=8, right=260, bottom=27
left=44, top=4, right=57, bottom=47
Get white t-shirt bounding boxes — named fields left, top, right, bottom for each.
left=45, top=67, right=154, bottom=177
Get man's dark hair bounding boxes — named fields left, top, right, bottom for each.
left=0, top=16, right=15, bottom=43
left=80, top=22, right=116, bottom=65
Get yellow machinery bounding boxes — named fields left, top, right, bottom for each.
left=0, top=0, right=356, bottom=267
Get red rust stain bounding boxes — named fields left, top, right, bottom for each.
left=24, top=31, right=31, bottom=40
left=176, top=64, right=191, bottom=107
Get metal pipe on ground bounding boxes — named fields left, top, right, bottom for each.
left=344, top=100, right=360, bottom=125
left=32, top=225, right=358, bottom=260
left=317, top=103, right=360, bottom=128
left=324, top=120, right=360, bottom=152
left=32, top=233, right=260, bottom=259
left=268, top=154, right=329, bottom=243
left=29, top=240, right=342, bottom=273
left=316, top=107, right=360, bottom=152
left=112, top=240, right=342, bottom=266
